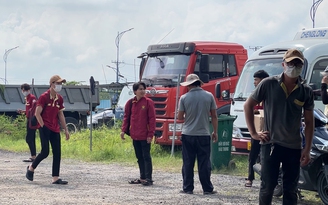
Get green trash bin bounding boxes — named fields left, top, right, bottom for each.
left=210, top=114, right=237, bottom=170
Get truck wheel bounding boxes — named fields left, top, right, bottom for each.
left=65, top=117, right=79, bottom=134
left=317, top=171, right=328, bottom=204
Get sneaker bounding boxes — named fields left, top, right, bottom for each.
left=179, top=190, right=193, bottom=194
left=203, top=190, right=217, bottom=195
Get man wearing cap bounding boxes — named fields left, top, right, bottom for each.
left=244, top=49, right=314, bottom=205
left=26, top=75, right=70, bottom=185
left=177, top=73, right=218, bottom=195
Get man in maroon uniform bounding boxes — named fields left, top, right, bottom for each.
left=26, top=75, right=70, bottom=185
left=18, top=83, right=38, bottom=162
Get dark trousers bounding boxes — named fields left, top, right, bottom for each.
left=260, top=144, right=301, bottom=205
left=133, top=140, right=152, bottom=181
left=181, top=134, right=213, bottom=192
left=25, top=120, right=37, bottom=156
left=247, top=138, right=261, bottom=181
left=31, top=126, right=61, bottom=177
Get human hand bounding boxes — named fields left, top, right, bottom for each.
left=120, top=132, right=125, bottom=140
left=147, top=137, right=153, bottom=144
left=211, top=132, right=218, bottom=143
left=322, top=76, right=328, bottom=84
left=251, top=131, right=270, bottom=143
left=17, top=109, right=23, bottom=114
left=300, top=149, right=311, bottom=167
left=65, top=130, right=70, bottom=140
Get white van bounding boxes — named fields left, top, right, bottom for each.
left=114, top=83, right=134, bottom=120
left=230, top=27, right=328, bottom=153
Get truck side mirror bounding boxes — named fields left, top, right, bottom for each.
left=215, top=83, right=230, bottom=100
left=200, top=54, right=209, bottom=73
left=199, top=74, right=209, bottom=83
left=215, top=84, right=221, bottom=98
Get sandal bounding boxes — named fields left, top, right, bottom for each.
left=128, top=179, right=144, bottom=184
left=245, top=180, right=253, bottom=187
left=26, top=166, right=34, bottom=181
left=23, top=158, right=34, bottom=162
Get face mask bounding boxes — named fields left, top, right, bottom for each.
left=284, top=66, right=302, bottom=78
left=54, top=85, right=62, bottom=92
left=22, top=91, right=29, bottom=97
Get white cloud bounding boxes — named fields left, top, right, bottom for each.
left=0, top=0, right=327, bottom=84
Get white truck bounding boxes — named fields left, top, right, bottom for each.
left=230, top=27, right=328, bottom=154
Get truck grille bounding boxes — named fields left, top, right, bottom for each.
left=148, top=97, right=167, bottom=117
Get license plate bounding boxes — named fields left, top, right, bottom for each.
left=247, top=141, right=251, bottom=150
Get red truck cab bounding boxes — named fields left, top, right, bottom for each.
left=138, top=42, right=247, bottom=145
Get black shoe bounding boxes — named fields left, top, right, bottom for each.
left=26, top=166, right=34, bottom=181
left=179, top=190, right=193, bottom=194
left=52, top=179, right=68, bottom=185
left=141, top=180, right=153, bottom=186
left=203, top=190, right=217, bottom=195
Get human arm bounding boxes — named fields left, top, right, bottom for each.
left=210, top=109, right=218, bottom=143
left=58, top=110, right=69, bottom=140
left=321, top=76, right=328, bottom=104
left=147, top=100, right=156, bottom=143
left=300, top=109, right=314, bottom=167
left=244, top=97, right=269, bottom=142
left=35, top=105, right=44, bottom=127
left=177, top=97, right=185, bottom=120
left=120, top=99, right=131, bottom=140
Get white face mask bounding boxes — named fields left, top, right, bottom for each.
left=284, top=66, right=302, bottom=78
left=22, top=91, right=29, bottom=97
left=54, top=85, right=62, bottom=92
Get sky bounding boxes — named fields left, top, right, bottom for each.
left=1, top=0, right=328, bottom=85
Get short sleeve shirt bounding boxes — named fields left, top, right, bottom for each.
left=25, top=94, right=37, bottom=119
left=250, top=73, right=314, bottom=149
left=37, top=90, right=65, bottom=133
left=179, top=87, right=217, bottom=135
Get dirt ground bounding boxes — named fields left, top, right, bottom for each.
left=0, top=150, right=321, bottom=205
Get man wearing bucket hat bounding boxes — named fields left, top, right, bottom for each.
left=244, top=49, right=314, bottom=205
left=177, top=74, right=218, bottom=195
left=26, top=75, right=70, bottom=185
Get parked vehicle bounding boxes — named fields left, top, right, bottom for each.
left=138, top=41, right=248, bottom=145
left=0, top=83, right=100, bottom=133
left=253, top=108, right=328, bottom=204
left=114, top=83, right=134, bottom=120
left=230, top=27, right=328, bottom=154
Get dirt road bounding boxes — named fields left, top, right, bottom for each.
left=0, top=150, right=319, bottom=205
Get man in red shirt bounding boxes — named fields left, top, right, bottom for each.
left=26, top=75, right=70, bottom=185
left=121, top=82, right=156, bottom=186
left=17, top=83, right=38, bottom=162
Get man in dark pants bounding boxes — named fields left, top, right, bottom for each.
left=244, top=49, right=314, bottom=205
left=178, top=74, right=218, bottom=195
left=26, top=75, right=70, bottom=185
left=121, top=82, right=156, bottom=186
left=17, top=83, right=38, bottom=163
left=245, top=70, right=269, bottom=187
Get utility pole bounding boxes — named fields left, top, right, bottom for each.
left=112, top=28, right=134, bottom=83
left=3, top=46, right=19, bottom=85
left=310, top=0, right=323, bottom=28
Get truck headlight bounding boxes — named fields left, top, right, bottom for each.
left=232, top=125, right=243, bottom=139
left=169, top=123, right=183, bottom=131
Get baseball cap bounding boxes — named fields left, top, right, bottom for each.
left=180, top=74, right=203, bottom=86
left=283, top=49, right=304, bottom=63
left=49, top=75, right=66, bottom=84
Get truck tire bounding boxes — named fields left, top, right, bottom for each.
left=65, top=117, right=79, bottom=134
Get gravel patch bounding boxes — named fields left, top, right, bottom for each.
left=0, top=150, right=315, bottom=205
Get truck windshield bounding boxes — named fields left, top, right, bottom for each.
left=142, top=54, right=190, bottom=87
left=234, top=58, right=283, bottom=100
